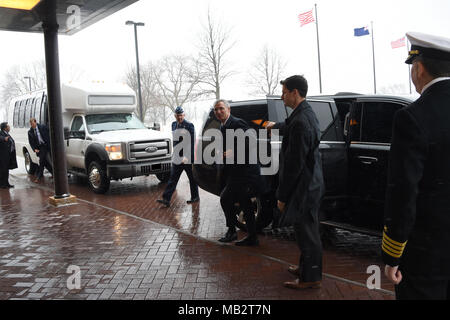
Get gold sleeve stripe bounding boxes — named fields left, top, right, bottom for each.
left=382, top=243, right=403, bottom=258
left=382, top=240, right=404, bottom=255
left=382, top=237, right=405, bottom=251
left=383, top=232, right=407, bottom=248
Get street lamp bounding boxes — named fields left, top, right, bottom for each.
left=24, top=76, right=32, bottom=91
left=125, top=20, right=145, bottom=122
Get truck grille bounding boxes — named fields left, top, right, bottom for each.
left=141, top=162, right=171, bottom=174
left=128, top=139, right=170, bottom=161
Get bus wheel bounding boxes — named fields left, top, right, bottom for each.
left=24, top=150, right=38, bottom=175
left=87, top=161, right=110, bottom=194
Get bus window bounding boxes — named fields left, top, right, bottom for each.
left=13, top=101, right=19, bottom=127
left=31, top=98, right=37, bottom=122
left=41, top=94, right=48, bottom=125
left=19, top=99, right=26, bottom=128
left=25, top=98, right=33, bottom=125
left=34, top=96, right=42, bottom=123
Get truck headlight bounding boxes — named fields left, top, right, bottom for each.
left=105, top=144, right=123, bottom=161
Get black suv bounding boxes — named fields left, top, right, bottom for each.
left=193, top=94, right=414, bottom=235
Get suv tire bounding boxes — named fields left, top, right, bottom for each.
left=87, top=161, right=110, bottom=194
left=24, top=150, right=38, bottom=175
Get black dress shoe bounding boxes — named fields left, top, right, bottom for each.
left=187, top=197, right=200, bottom=204
left=218, top=230, right=238, bottom=243
left=235, top=235, right=259, bottom=246
left=157, top=199, right=170, bottom=207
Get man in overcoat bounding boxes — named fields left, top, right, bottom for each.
left=0, top=122, right=17, bottom=188
left=28, top=118, right=53, bottom=182
left=214, top=99, right=262, bottom=246
left=382, top=32, right=450, bottom=300
left=267, top=75, right=325, bottom=289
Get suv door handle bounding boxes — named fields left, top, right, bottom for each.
left=358, top=156, right=378, bottom=164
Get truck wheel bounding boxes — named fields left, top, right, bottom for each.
left=156, top=172, right=170, bottom=183
left=87, top=161, right=110, bottom=194
left=24, top=150, right=38, bottom=175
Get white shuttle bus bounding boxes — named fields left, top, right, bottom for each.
left=8, top=82, right=172, bottom=193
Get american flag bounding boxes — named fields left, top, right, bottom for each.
left=391, top=37, right=406, bottom=49
left=298, top=9, right=315, bottom=27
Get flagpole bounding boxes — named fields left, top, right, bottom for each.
left=371, top=21, right=377, bottom=94
left=314, top=3, right=323, bottom=94
left=406, top=38, right=412, bottom=94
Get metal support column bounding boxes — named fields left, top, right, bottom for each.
left=41, top=0, right=76, bottom=205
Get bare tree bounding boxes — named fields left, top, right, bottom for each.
left=198, top=9, right=236, bottom=99
left=152, top=54, right=205, bottom=124
left=248, top=45, right=286, bottom=96
left=125, top=54, right=205, bottom=125
left=125, top=62, right=164, bottom=124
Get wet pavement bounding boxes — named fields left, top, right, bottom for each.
left=0, top=161, right=394, bottom=300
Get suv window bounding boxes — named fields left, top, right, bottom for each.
left=309, top=101, right=334, bottom=133
left=361, top=102, right=402, bottom=143
left=231, top=104, right=269, bottom=129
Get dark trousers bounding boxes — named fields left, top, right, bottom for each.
left=220, top=179, right=257, bottom=236
left=162, top=164, right=199, bottom=201
left=36, top=145, right=53, bottom=179
left=396, top=272, right=450, bottom=300
left=293, top=207, right=323, bottom=282
left=0, top=164, right=9, bottom=186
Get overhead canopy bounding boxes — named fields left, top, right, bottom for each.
left=0, top=0, right=138, bottom=35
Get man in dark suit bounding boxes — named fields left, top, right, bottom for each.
left=157, top=106, right=199, bottom=207
left=28, top=118, right=53, bottom=182
left=0, top=122, right=17, bottom=188
left=382, top=32, right=450, bottom=300
left=266, top=75, right=325, bottom=289
left=215, top=99, right=261, bottom=246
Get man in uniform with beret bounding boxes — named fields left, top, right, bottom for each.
left=0, top=122, right=17, bottom=189
left=382, top=32, right=450, bottom=300
left=157, top=106, right=199, bottom=207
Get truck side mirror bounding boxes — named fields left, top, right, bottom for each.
left=64, top=127, right=70, bottom=140
left=151, top=123, right=161, bottom=131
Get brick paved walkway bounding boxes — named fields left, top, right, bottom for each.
left=0, top=164, right=394, bottom=300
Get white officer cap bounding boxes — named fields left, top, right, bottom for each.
left=405, top=32, right=450, bottom=64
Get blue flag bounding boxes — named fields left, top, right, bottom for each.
left=354, top=26, right=370, bottom=37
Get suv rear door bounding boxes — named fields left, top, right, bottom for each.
left=347, top=98, right=408, bottom=228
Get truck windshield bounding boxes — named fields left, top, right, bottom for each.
left=86, top=113, right=146, bottom=134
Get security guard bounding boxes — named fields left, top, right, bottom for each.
left=157, top=106, right=199, bottom=207
left=382, top=32, right=450, bottom=300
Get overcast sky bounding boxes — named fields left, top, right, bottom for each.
left=1, top=0, right=450, bottom=121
